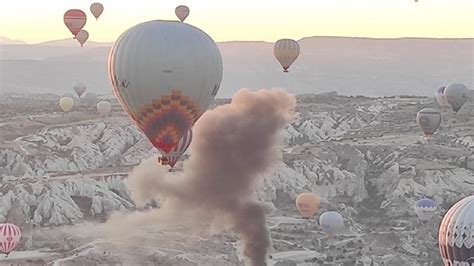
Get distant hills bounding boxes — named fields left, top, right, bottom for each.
left=1, top=36, right=473, bottom=97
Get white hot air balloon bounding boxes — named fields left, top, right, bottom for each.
left=59, top=97, right=74, bottom=112
left=76, top=30, right=89, bottom=47
left=73, top=82, right=87, bottom=97
left=0, top=223, right=21, bottom=256
left=416, top=108, right=441, bottom=139
left=435, top=86, right=451, bottom=110
left=414, top=198, right=437, bottom=222
left=319, top=211, right=344, bottom=237
left=90, top=3, right=104, bottom=20
left=97, top=100, right=112, bottom=115
left=444, top=83, right=469, bottom=113
left=175, top=5, right=190, bottom=22
left=274, top=39, right=300, bottom=72
left=108, top=20, right=223, bottom=155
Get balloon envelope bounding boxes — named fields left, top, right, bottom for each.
left=76, top=30, right=89, bottom=47
left=159, top=128, right=192, bottom=167
left=175, top=5, right=190, bottom=22
left=0, top=223, right=21, bottom=254
left=59, top=97, right=74, bottom=112
left=108, top=20, right=223, bottom=154
left=83, top=93, right=98, bottom=106
left=295, top=193, right=320, bottom=218
left=435, top=86, right=451, bottom=110
left=64, top=9, right=87, bottom=38
left=90, top=3, right=104, bottom=20
left=438, top=196, right=474, bottom=265
left=414, top=198, right=437, bottom=221
left=319, top=211, right=344, bottom=236
left=97, top=100, right=112, bottom=115
left=445, top=83, right=469, bottom=113
left=73, top=82, right=87, bottom=97
left=274, top=39, right=300, bottom=72
left=416, top=108, right=441, bottom=138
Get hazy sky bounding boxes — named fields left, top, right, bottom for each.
left=1, top=0, right=473, bottom=44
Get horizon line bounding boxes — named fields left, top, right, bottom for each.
left=2, top=35, right=474, bottom=46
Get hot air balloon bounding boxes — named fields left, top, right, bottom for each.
left=414, top=198, right=437, bottom=222
left=438, top=195, right=474, bottom=265
left=108, top=20, right=223, bottom=155
left=76, top=30, right=89, bottom=47
left=175, top=5, right=190, bottom=22
left=64, top=9, right=87, bottom=39
left=90, top=3, right=104, bottom=20
left=83, top=93, right=98, bottom=107
left=73, top=82, right=87, bottom=97
left=416, top=108, right=441, bottom=139
left=445, top=83, right=469, bottom=113
left=435, top=86, right=451, bottom=111
left=59, top=97, right=74, bottom=112
left=319, top=211, right=344, bottom=237
left=274, top=39, right=300, bottom=73
left=158, top=128, right=192, bottom=168
left=0, top=223, right=21, bottom=256
left=295, top=193, right=320, bottom=219
left=97, top=100, right=112, bottom=115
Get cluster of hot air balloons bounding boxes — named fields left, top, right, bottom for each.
left=0, top=223, right=21, bottom=257
left=63, top=3, right=104, bottom=47
left=417, top=83, right=470, bottom=139
left=295, top=193, right=344, bottom=238
left=58, top=82, right=111, bottom=116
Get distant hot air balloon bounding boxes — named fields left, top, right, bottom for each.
left=414, top=198, right=437, bottom=222
left=83, top=93, right=98, bottom=107
left=73, top=82, right=87, bottom=97
left=59, top=97, right=74, bottom=112
left=0, top=223, right=21, bottom=256
left=416, top=108, right=441, bottom=139
left=158, top=128, right=192, bottom=168
left=319, top=211, right=344, bottom=237
left=97, top=100, right=112, bottom=115
left=274, top=39, right=300, bottom=73
left=108, top=20, right=223, bottom=155
left=175, top=5, right=190, bottom=22
left=76, top=30, right=89, bottom=47
left=435, top=86, right=451, bottom=111
left=90, top=3, right=104, bottom=20
left=64, top=9, right=87, bottom=39
left=444, top=83, right=469, bottom=113
left=438, top=195, right=474, bottom=265
left=296, top=193, right=320, bottom=219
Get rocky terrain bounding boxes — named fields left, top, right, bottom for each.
left=1, top=91, right=473, bottom=265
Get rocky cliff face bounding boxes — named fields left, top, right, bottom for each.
left=1, top=92, right=473, bottom=265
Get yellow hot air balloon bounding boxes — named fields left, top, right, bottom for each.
left=59, top=97, right=74, bottom=112
left=274, top=39, right=300, bottom=72
left=295, top=193, right=320, bottom=218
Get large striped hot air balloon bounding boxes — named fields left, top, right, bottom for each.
left=158, top=128, right=193, bottom=168
left=108, top=20, right=222, bottom=156
left=273, top=39, right=300, bottom=72
left=438, top=196, right=474, bottom=265
left=63, top=9, right=87, bottom=39
left=0, top=223, right=21, bottom=256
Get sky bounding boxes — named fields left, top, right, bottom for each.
left=0, top=0, right=473, bottom=44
